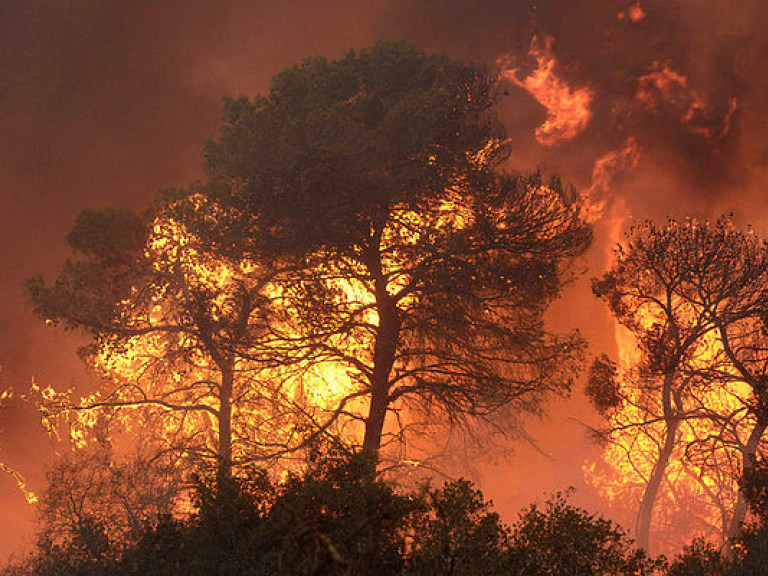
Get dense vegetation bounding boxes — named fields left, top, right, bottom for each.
left=7, top=455, right=768, bottom=575
left=5, top=454, right=664, bottom=576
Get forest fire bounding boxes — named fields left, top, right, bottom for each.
left=502, top=39, right=749, bottom=553
left=34, top=155, right=575, bottom=477
left=589, top=217, right=768, bottom=555
left=2, top=1, right=768, bottom=572
left=586, top=319, right=750, bottom=551
left=582, top=138, right=640, bottom=223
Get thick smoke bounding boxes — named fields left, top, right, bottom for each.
left=1, top=0, right=766, bottom=558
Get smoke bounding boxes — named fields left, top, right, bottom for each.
left=1, top=0, right=767, bottom=559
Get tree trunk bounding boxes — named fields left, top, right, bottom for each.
left=362, top=233, right=400, bottom=457
left=726, top=420, right=767, bottom=540
left=217, top=364, right=234, bottom=483
left=361, top=294, right=399, bottom=456
left=636, top=370, right=679, bottom=552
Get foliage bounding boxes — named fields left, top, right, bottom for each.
left=35, top=440, right=183, bottom=555
left=667, top=539, right=727, bottom=576
left=729, top=524, right=768, bottom=575
left=728, top=458, right=768, bottom=575
left=205, top=41, right=508, bottom=256
left=5, top=454, right=664, bottom=576
left=204, top=39, right=592, bottom=457
left=665, top=460, right=768, bottom=575
left=26, top=197, right=349, bottom=481
left=27, top=41, right=591, bottom=485
left=25, top=518, right=113, bottom=576
left=507, top=491, right=665, bottom=575
left=586, top=354, right=622, bottom=416
left=589, top=217, right=768, bottom=550
left=409, top=479, right=511, bottom=575
left=27, top=207, right=149, bottom=333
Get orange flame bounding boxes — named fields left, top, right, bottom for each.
left=588, top=263, right=755, bottom=552
left=586, top=359, right=748, bottom=552
left=501, top=35, right=594, bottom=147
left=635, top=61, right=738, bottom=141
left=582, top=138, right=640, bottom=224
left=618, top=2, right=647, bottom=23
left=45, top=191, right=483, bottom=472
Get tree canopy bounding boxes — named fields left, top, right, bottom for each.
left=202, top=40, right=593, bottom=457
left=6, top=455, right=663, bottom=576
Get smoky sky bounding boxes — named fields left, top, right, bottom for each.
left=1, top=0, right=768, bottom=559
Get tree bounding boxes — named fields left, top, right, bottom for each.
left=591, top=217, right=768, bottom=550
left=204, top=40, right=592, bottom=459
left=666, top=458, right=768, bottom=576
left=27, top=200, right=341, bottom=483
left=409, top=479, right=511, bottom=575
left=6, top=451, right=671, bottom=576
left=667, top=539, right=727, bottom=576
left=591, top=218, right=725, bottom=550
left=728, top=457, right=768, bottom=575
left=507, top=491, right=664, bottom=575
left=29, top=42, right=590, bottom=490
left=34, top=438, right=183, bottom=554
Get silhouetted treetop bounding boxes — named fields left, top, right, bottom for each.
left=27, top=41, right=592, bottom=469
left=204, top=40, right=510, bottom=255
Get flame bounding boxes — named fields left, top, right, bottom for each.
left=588, top=293, right=757, bottom=553
left=59, top=210, right=365, bottom=469
left=580, top=138, right=639, bottom=274
left=618, top=2, right=647, bottom=23
left=501, top=35, right=594, bottom=147
left=582, top=138, right=641, bottom=223
left=0, top=462, right=37, bottom=504
left=48, top=184, right=483, bottom=473
left=587, top=381, right=748, bottom=551
left=635, top=62, right=738, bottom=142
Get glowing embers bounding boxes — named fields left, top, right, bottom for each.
left=501, top=35, right=594, bottom=147
left=617, top=2, right=647, bottom=23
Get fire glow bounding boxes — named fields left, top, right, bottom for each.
left=586, top=322, right=750, bottom=552
left=42, top=190, right=484, bottom=475
left=498, top=24, right=755, bottom=554
left=501, top=35, right=594, bottom=147
left=3, top=1, right=768, bottom=563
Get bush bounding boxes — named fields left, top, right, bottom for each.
left=507, top=491, right=665, bottom=576
left=667, top=539, right=726, bottom=576
left=7, top=456, right=665, bottom=575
